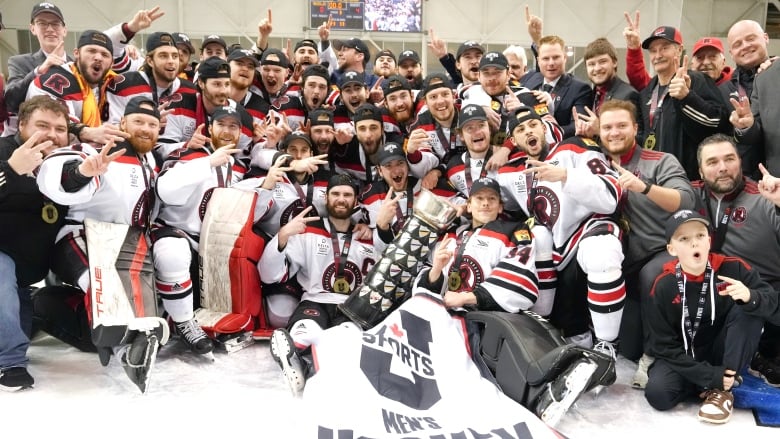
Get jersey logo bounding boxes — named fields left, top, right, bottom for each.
left=280, top=199, right=307, bottom=227
left=455, top=255, right=485, bottom=291
left=271, top=95, right=290, bottom=109
left=533, top=186, right=561, bottom=227
left=42, top=73, right=71, bottom=95
left=730, top=206, right=747, bottom=224
left=107, top=74, right=125, bottom=92
left=161, top=92, right=183, bottom=105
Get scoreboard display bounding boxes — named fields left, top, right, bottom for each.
left=310, top=1, right=364, bottom=31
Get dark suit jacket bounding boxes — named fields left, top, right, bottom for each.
left=521, top=71, right=592, bottom=138
left=601, top=76, right=644, bottom=139
left=4, top=50, right=73, bottom=114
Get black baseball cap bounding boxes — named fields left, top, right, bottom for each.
left=479, top=51, right=509, bottom=70
left=282, top=131, right=313, bottom=150
left=202, top=34, right=227, bottom=52
left=398, top=49, right=420, bottom=65
left=146, top=32, right=176, bottom=54
left=470, top=177, right=500, bottom=197
left=338, top=70, right=366, bottom=89
left=78, top=30, right=113, bottom=54
left=665, top=209, right=710, bottom=242
left=376, top=142, right=406, bottom=166
left=458, top=104, right=487, bottom=129
left=31, top=2, right=64, bottom=23
left=333, top=38, right=371, bottom=63
left=211, top=105, right=241, bottom=123
left=294, top=39, right=319, bottom=53
left=228, top=48, right=259, bottom=67
left=642, top=26, right=683, bottom=49
left=508, top=105, right=543, bottom=132
left=381, top=75, right=411, bottom=97
left=198, top=57, right=231, bottom=79
left=456, top=41, right=485, bottom=59
left=327, top=173, right=358, bottom=193
left=352, top=103, right=383, bottom=124
left=375, top=49, right=396, bottom=62
left=172, top=32, right=195, bottom=53
left=302, top=64, right=330, bottom=87
left=124, top=96, right=160, bottom=119
left=261, top=48, right=289, bottom=69
left=421, top=72, right=454, bottom=97
left=309, top=109, right=334, bottom=127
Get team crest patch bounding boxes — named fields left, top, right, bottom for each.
left=514, top=229, right=531, bottom=243
left=730, top=206, right=747, bottom=224
left=303, top=309, right=320, bottom=317
left=582, top=137, right=599, bottom=147
left=42, top=73, right=71, bottom=95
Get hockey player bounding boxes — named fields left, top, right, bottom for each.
left=36, top=97, right=170, bottom=391
left=509, top=105, right=625, bottom=358
left=264, top=174, right=386, bottom=396
left=152, top=105, right=253, bottom=356
left=227, top=47, right=268, bottom=127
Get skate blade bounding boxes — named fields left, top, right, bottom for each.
left=540, top=361, right=599, bottom=427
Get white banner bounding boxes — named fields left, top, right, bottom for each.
left=302, top=292, right=564, bottom=439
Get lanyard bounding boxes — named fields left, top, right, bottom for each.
left=449, top=227, right=479, bottom=281
left=137, top=153, right=154, bottom=229
left=464, top=149, right=492, bottom=191
left=291, top=178, right=315, bottom=209
left=392, top=185, right=415, bottom=234
left=329, top=221, right=353, bottom=280
left=705, top=199, right=732, bottom=253
left=434, top=124, right=456, bottom=157
left=676, top=262, right=712, bottom=359
left=648, top=83, right=669, bottom=130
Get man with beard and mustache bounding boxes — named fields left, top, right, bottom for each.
left=359, top=142, right=459, bottom=245
left=263, top=173, right=386, bottom=396
left=397, top=50, right=423, bottom=91
left=35, top=98, right=189, bottom=367
left=308, top=109, right=337, bottom=158
left=300, top=65, right=337, bottom=115
left=292, top=39, right=320, bottom=69
left=255, top=49, right=306, bottom=131
left=693, top=134, right=780, bottom=387
left=382, top=75, right=415, bottom=135
left=106, top=32, right=198, bottom=125
left=152, top=105, right=256, bottom=357
left=227, top=47, right=268, bottom=127
left=0, top=96, right=70, bottom=391
left=173, top=32, right=196, bottom=81
left=328, top=37, right=379, bottom=89
left=331, top=103, right=404, bottom=186
left=508, top=106, right=625, bottom=363
left=373, top=49, right=397, bottom=80
left=158, top=57, right=254, bottom=159
left=597, top=100, right=696, bottom=389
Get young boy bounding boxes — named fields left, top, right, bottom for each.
left=645, top=209, right=779, bottom=424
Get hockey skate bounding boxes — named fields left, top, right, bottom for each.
left=534, top=358, right=599, bottom=427
left=590, top=339, right=617, bottom=396
left=270, top=328, right=307, bottom=397
left=174, top=318, right=215, bottom=360
left=117, top=317, right=170, bottom=394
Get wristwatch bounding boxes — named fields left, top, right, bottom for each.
left=641, top=179, right=653, bottom=195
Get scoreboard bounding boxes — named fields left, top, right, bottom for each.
left=310, top=1, right=364, bottom=31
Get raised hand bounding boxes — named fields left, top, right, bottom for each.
left=430, top=235, right=454, bottom=281
left=376, top=187, right=403, bottom=231
left=668, top=55, right=691, bottom=100
left=334, top=126, right=354, bottom=145
left=261, top=154, right=293, bottom=190
left=158, top=100, right=172, bottom=130
left=611, top=160, right=648, bottom=193
left=623, top=11, right=641, bottom=50
left=209, top=145, right=240, bottom=167
left=78, top=139, right=126, bottom=177
left=258, top=9, right=273, bottom=38
left=757, top=163, right=780, bottom=206
left=278, top=206, right=320, bottom=249
left=289, top=153, right=328, bottom=174
left=369, top=78, right=385, bottom=105
left=524, top=159, right=567, bottom=182
left=6, top=131, right=53, bottom=175
left=128, top=6, right=165, bottom=33
left=79, top=123, right=131, bottom=144
left=421, top=168, right=442, bottom=190
left=39, top=41, right=66, bottom=75
left=406, top=128, right=430, bottom=155
left=573, top=106, right=600, bottom=138
left=427, top=27, right=447, bottom=58
left=188, top=123, right=209, bottom=150
left=504, top=86, right=522, bottom=112
left=717, top=275, right=751, bottom=302
left=318, top=14, right=333, bottom=41
left=729, top=96, right=754, bottom=130
left=525, top=5, right=543, bottom=45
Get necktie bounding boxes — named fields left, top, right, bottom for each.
left=542, top=84, right=553, bottom=93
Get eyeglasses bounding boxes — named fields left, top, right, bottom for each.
left=34, top=21, right=64, bottom=30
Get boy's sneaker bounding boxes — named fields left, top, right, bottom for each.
left=698, top=389, right=733, bottom=424
left=748, top=353, right=780, bottom=387
left=174, top=318, right=214, bottom=355
left=270, top=328, right=307, bottom=397
left=631, top=354, right=655, bottom=389
left=0, top=367, right=34, bottom=392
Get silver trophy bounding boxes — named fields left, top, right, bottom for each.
left=339, top=189, right=458, bottom=329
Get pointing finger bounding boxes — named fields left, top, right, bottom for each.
left=22, top=131, right=45, bottom=149
left=106, top=148, right=127, bottom=162
left=301, top=215, right=321, bottom=223
left=525, top=5, right=531, bottom=22
left=717, top=275, right=738, bottom=284
left=610, top=160, right=627, bottom=174
left=268, top=8, right=272, bottom=23
left=758, top=163, right=771, bottom=177
left=295, top=205, right=314, bottom=219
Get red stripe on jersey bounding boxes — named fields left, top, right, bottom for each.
left=114, top=156, right=141, bottom=165
left=589, top=284, right=626, bottom=304
left=129, top=236, right=149, bottom=316
left=479, top=228, right=511, bottom=246
left=362, top=192, right=384, bottom=205
left=155, top=279, right=193, bottom=292
left=492, top=268, right=538, bottom=293
left=115, top=84, right=152, bottom=97
left=170, top=107, right=196, bottom=118
left=446, top=163, right=465, bottom=178
left=639, top=149, right=665, bottom=161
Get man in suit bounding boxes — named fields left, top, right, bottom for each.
left=5, top=3, right=70, bottom=117
left=581, top=38, right=642, bottom=139
left=521, top=35, right=592, bottom=139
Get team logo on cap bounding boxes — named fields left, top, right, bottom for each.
left=39, top=2, right=57, bottom=9
left=464, top=41, right=478, bottom=47
left=90, top=33, right=109, bottom=45
left=177, top=33, right=190, bottom=42
left=206, top=34, right=220, bottom=40
left=476, top=177, right=491, bottom=184
left=384, top=143, right=399, bottom=153
left=160, top=34, right=173, bottom=44
left=220, top=106, right=236, bottom=114
left=402, top=50, right=414, bottom=57
left=463, top=105, right=478, bottom=115
left=316, top=112, right=331, bottom=122
left=345, top=71, right=358, bottom=80
left=672, top=209, right=695, bottom=220
left=485, top=52, right=499, bottom=61
left=653, top=27, right=666, bottom=36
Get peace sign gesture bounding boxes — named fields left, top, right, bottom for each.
left=376, top=187, right=404, bottom=232
left=78, top=139, right=126, bottom=177
left=611, top=160, right=648, bottom=193
left=757, top=163, right=780, bottom=206
left=7, top=131, right=54, bottom=175
left=573, top=106, right=599, bottom=138
left=525, top=5, right=543, bottom=46
left=623, top=10, right=641, bottom=49
left=128, top=6, right=165, bottom=33
left=278, top=206, right=321, bottom=249
left=260, top=154, right=293, bottom=190
left=369, top=78, right=385, bottom=106
left=318, top=14, right=333, bottom=41
left=668, top=55, right=691, bottom=100
left=729, top=96, right=754, bottom=130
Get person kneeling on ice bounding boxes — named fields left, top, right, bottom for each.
left=35, top=97, right=202, bottom=392
left=645, top=209, right=780, bottom=424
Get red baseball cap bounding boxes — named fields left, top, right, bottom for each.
left=692, top=37, right=724, bottom=55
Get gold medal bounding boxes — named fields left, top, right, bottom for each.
left=448, top=272, right=462, bottom=291
left=332, top=277, right=351, bottom=294
left=643, top=133, right=656, bottom=150
left=41, top=202, right=58, bottom=224
left=490, top=100, right=501, bottom=112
